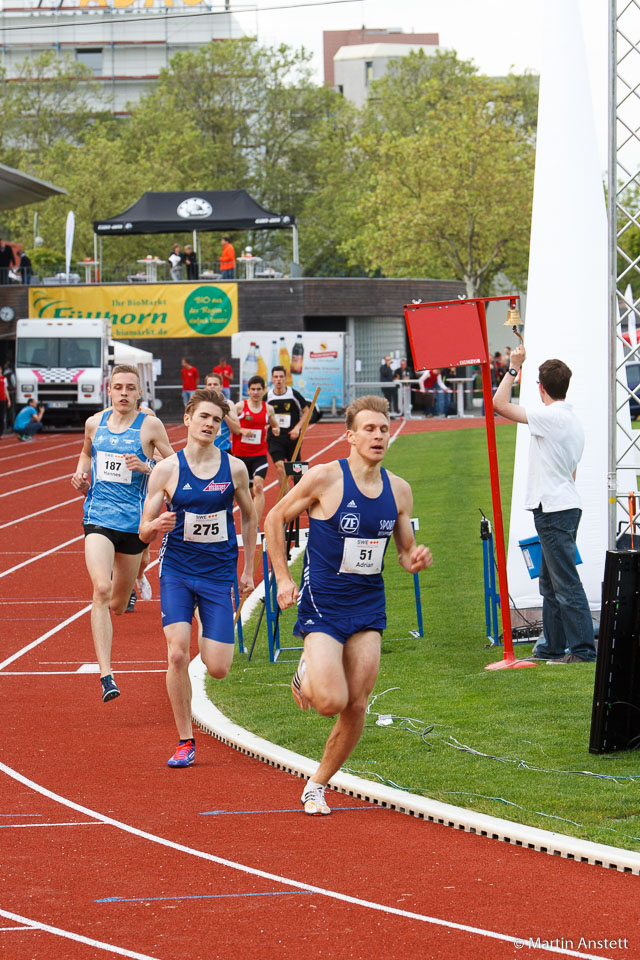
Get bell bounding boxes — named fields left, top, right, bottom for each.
left=504, top=301, right=522, bottom=327
left=504, top=298, right=524, bottom=343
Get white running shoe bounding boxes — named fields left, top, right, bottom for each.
left=301, top=781, right=331, bottom=816
left=135, top=575, right=152, bottom=601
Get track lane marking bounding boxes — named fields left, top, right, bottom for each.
left=0, top=497, right=83, bottom=530
left=0, top=605, right=91, bottom=671
left=0, top=536, right=83, bottom=580
left=0, top=762, right=614, bottom=959
left=0, top=908, right=165, bottom=960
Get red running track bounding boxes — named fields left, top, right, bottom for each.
left=1, top=422, right=639, bottom=960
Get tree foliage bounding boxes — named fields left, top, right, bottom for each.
left=0, top=42, right=537, bottom=291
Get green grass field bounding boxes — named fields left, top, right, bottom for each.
left=206, top=425, right=640, bottom=852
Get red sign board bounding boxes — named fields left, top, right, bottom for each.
left=404, top=299, right=489, bottom=370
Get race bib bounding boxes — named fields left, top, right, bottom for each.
left=243, top=428, right=261, bottom=445
left=339, top=537, right=386, bottom=575
left=96, top=451, right=132, bottom=485
left=275, top=414, right=291, bottom=429
left=183, top=510, right=228, bottom=543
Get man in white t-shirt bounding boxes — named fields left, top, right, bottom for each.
left=493, top=344, right=596, bottom=663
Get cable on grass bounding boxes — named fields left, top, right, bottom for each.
left=446, top=736, right=640, bottom=781
left=365, top=687, right=436, bottom=746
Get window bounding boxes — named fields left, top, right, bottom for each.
left=76, top=49, right=102, bottom=76
left=365, top=61, right=374, bottom=86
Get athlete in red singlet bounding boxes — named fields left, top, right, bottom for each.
left=232, top=375, right=280, bottom=525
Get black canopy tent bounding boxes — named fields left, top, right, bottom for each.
left=92, top=189, right=299, bottom=275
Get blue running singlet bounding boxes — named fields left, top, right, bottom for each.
left=296, top=458, right=398, bottom=621
left=83, top=410, right=148, bottom=533
left=159, top=449, right=238, bottom=582
left=214, top=418, right=231, bottom=452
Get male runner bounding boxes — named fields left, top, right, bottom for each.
left=266, top=365, right=309, bottom=488
left=232, top=375, right=280, bottom=526
left=139, top=388, right=257, bottom=768
left=264, top=395, right=432, bottom=815
left=71, top=364, right=174, bottom=703
left=205, top=372, right=241, bottom=452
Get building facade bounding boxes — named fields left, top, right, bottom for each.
left=323, top=27, right=439, bottom=96
left=0, top=0, right=242, bottom=115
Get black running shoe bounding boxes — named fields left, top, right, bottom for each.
left=101, top=674, right=120, bottom=703
left=125, top=589, right=137, bottom=613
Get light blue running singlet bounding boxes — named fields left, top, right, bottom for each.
left=83, top=410, right=148, bottom=533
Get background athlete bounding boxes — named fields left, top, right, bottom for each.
left=232, top=375, right=280, bottom=526
left=266, top=365, right=310, bottom=488
left=71, top=364, right=174, bottom=703
left=205, top=372, right=241, bottom=453
left=139, top=388, right=257, bottom=768
left=265, top=395, right=432, bottom=815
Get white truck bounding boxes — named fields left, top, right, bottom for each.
left=15, top=318, right=155, bottom=426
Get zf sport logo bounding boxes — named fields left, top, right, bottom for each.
left=339, top=512, right=360, bottom=534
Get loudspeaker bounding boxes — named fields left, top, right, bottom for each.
left=589, top=550, right=640, bottom=753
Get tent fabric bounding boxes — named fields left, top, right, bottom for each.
left=94, top=190, right=295, bottom=235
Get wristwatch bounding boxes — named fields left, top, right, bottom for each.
left=508, top=367, right=518, bottom=377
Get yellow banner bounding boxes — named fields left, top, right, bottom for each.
left=28, top=284, right=238, bottom=339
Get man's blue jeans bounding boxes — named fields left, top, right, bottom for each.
left=532, top=507, right=596, bottom=661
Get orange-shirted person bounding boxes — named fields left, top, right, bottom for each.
left=220, top=236, right=236, bottom=280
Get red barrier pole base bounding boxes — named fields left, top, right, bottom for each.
left=485, top=654, right=537, bottom=670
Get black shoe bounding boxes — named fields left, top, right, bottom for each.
left=101, top=674, right=120, bottom=702
left=125, top=589, right=137, bottom=613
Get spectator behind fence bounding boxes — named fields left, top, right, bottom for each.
left=220, top=236, right=236, bottom=280
left=13, top=398, right=45, bottom=441
left=379, top=355, right=396, bottom=413
left=168, top=243, right=183, bottom=282
left=180, top=357, right=199, bottom=406
left=183, top=244, right=198, bottom=281
left=0, top=368, right=11, bottom=437
left=18, top=248, right=33, bottom=285
left=0, top=238, right=15, bottom=285
left=212, top=357, right=234, bottom=400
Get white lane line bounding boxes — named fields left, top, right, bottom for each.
left=0, top=604, right=91, bottom=672
left=0, top=439, right=82, bottom=464
left=0, top=558, right=161, bottom=672
left=0, top=670, right=167, bottom=676
left=0, top=474, right=74, bottom=499
left=0, top=908, right=165, bottom=960
left=0, top=452, right=77, bottom=478
left=0, top=821, right=104, bottom=829
left=0, top=497, right=83, bottom=531
left=0, top=536, right=83, bottom=580
left=0, top=762, right=612, bottom=960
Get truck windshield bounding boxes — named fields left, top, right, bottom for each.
left=17, top=338, right=102, bottom=369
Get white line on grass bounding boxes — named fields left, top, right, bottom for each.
left=0, top=908, right=165, bottom=960
left=0, top=763, right=614, bottom=960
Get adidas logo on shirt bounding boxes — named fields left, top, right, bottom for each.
left=347, top=500, right=357, bottom=508
left=182, top=483, right=192, bottom=490
left=305, top=619, right=314, bottom=625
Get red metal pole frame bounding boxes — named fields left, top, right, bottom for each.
left=476, top=300, right=535, bottom=670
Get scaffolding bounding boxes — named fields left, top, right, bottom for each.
left=609, top=0, right=640, bottom=547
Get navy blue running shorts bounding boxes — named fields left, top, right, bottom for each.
left=160, top=573, right=235, bottom=643
left=293, top=611, right=386, bottom=645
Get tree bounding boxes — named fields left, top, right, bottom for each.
left=1, top=51, right=107, bottom=157
left=340, top=72, right=536, bottom=295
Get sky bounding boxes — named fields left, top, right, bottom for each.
left=231, top=0, right=609, bottom=168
